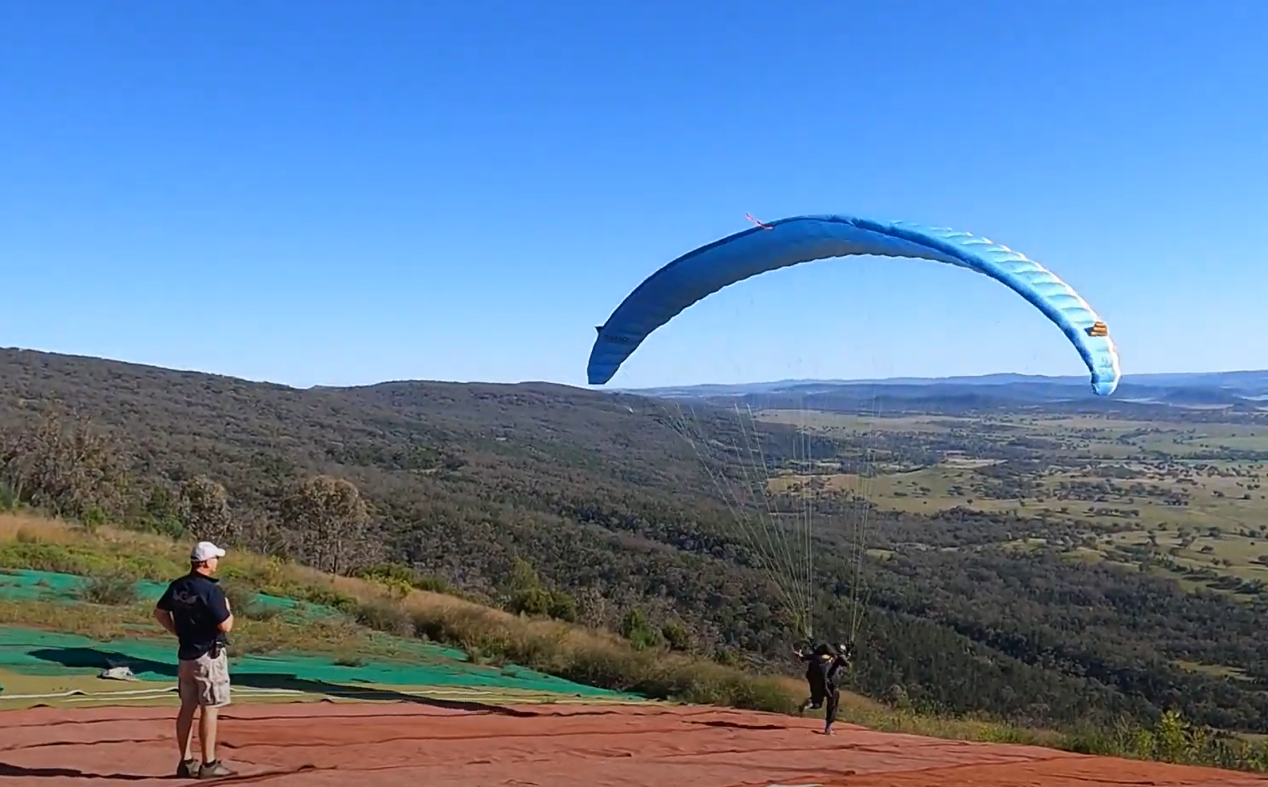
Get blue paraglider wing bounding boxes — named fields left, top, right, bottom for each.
left=586, top=215, right=1121, bottom=395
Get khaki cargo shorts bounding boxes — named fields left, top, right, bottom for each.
left=177, top=650, right=231, bottom=708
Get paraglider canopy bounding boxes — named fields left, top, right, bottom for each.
left=587, top=214, right=1121, bottom=396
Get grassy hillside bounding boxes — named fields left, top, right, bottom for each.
left=1, top=348, right=1268, bottom=741
left=0, top=511, right=796, bottom=709
left=2, top=510, right=1267, bottom=773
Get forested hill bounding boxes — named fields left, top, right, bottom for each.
left=1, top=347, right=1266, bottom=735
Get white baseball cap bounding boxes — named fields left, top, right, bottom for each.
left=191, top=541, right=227, bottom=562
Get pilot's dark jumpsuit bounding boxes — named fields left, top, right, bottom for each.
left=797, top=644, right=849, bottom=734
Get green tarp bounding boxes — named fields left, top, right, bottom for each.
left=0, top=569, right=636, bottom=700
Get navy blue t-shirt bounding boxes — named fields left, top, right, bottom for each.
left=156, top=572, right=231, bottom=660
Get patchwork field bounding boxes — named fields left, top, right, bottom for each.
left=757, top=410, right=1268, bottom=598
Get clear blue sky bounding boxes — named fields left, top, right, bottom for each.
left=2, top=1, right=1264, bottom=389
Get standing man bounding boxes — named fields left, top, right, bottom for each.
left=154, top=541, right=236, bottom=779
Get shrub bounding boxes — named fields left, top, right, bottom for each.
left=79, top=567, right=139, bottom=606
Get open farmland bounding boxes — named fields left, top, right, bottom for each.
left=758, top=410, right=1268, bottom=598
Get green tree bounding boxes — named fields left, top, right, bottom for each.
left=620, top=608, right=663, bottom=651
left=502, top=557, right=577, bottom=621
left=0, top=405, right=129, bottom=523
left=280, top=475, right=372, bottom=575
left=177, top=475, right=235, bottom=544
left=661, top=619, right=693, bottom=652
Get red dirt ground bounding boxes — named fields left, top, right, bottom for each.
left=2, top=701, right=1266, bottom=787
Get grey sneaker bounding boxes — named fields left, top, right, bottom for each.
left=198, top=760, right=237, bottom=779
left=176, top=759, right=200, bottom=778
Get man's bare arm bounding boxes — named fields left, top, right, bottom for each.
left=153, top=607, right=177, bottom=636
left=216, top=595, right=234, bottom=633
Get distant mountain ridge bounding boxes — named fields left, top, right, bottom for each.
left=627, top=370, right=1268, bottom=413
left=630, top=369, right=1268, bottom=395
left=3, top=346, right=1266, bottom=411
